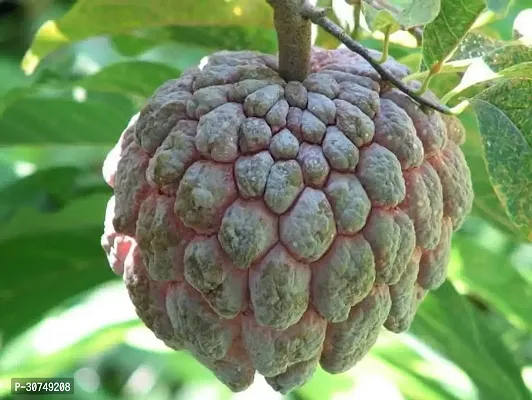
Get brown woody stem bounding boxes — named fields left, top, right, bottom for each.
left=266, top=0, right=312, bottom=82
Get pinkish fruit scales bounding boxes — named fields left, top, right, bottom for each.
left=101, top=47, right=473, bottom=394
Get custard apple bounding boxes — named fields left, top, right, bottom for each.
left=101, top=47, right=473, bottom=393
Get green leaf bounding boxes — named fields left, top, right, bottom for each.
left=364, top=0, right=440, bottom=32
left=485, top=0, right=510, bottom=15
left=412, top=281, right=531, bottom=400
left=0, top=227, right=114, bottom=343
left=0, top=319, right=137, bottom=384
left=0, top=323, right=137, bottom=398
left=453, top=61, right=532, bottom=98
left=109, top=26, right=277, bottom=71
left=155, top=351, right=219, bottom=386
left=122, top=327, right=221, bottom=385
left=0, top=145, right=110, bottom=219
left=33, top=35, right=205, bottom=84
left=474, top=43, right=532, bottom=71
left=33, top=37, right=122, bottom=83
left=363, top=4, right=402, bottom=33
left=470, top=100, right=532, bottom=239
left=0, top=88, right=135, bottom=146
left=0, top=280, right=217, bottom=396
left=0, top=145, right=108, bottom=174
left=78, top=61, right=181, bottom=98
left=141, top=26, right=277, bottom=54
left=451, top=232, right=532, bottom=331
left=476, top=77, right=532, bottom=143
left=372, top=337, right=466, bottom=400
left=110, top=34, right=159, bottom=57
left=100, top=345, right=231, bottom=399
left=0, top=56, right=33, bottom=97
left=422, top=0, right=486, bottom=68
left=482, top=43, right=532, bottom=69
left=397, top=0, right=441, bottom=28
left=450, top=32, right=502, bottom=62
left=136, top=43, right=209, bottom=75
left=470, top=80, right=532, bottom=240
left=22, top=0, right=273, bottom=74
left=405, top=59, right=472, bottom=90
left=295, top=366, right=355, bottom=400
left=0, top=280, right=138, bottom=386
left=426, top=69, right=462, bottom=98
left=0, top=160, right=18, bottom=189
left=0, top=167, right=105, bottom=223
left=398, top=52, right=423, bottom=72
left=459, top=110, right=522, bottom=237
left=443, top=44, right=532, bottom=102
left=0, top=193, right=110, bottom=243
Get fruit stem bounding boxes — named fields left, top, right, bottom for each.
left=266, top=0, right=312, bottom=82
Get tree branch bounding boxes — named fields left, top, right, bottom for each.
left=302, top=6, right=452, bottom=115
left=266, top=0, right=312, bottom=82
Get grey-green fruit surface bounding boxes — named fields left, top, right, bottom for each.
left=101, top=47, right=473, bottom=393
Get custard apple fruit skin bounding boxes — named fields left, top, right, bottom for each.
left=101, top=47, right=474, bottom=393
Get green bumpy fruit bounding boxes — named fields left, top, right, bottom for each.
left=101, top=47, right=473, bottom=393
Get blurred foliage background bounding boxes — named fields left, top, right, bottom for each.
left=0, top=0, right=531, bottom=399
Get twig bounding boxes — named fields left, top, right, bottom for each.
left=302, top=5, right=452, bottom=114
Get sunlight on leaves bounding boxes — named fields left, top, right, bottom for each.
left=22, top=0, right=273, bottom=74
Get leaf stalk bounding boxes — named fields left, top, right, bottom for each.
left=377, top=25, right=392, bottom=63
